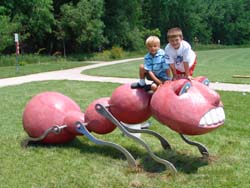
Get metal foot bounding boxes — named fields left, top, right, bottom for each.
left=95, top=104, right=177, bottom=174
left=122, top=124, right=172, bottom=150
left=179, top=134, right=209, bottom=157
left=22, top=125, right=67, bottom=147
left=75, top=121, right=137, bottom=168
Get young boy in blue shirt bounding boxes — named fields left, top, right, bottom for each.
left=131, top=36, right=171, bottom=91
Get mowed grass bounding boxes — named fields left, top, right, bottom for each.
left=0, top=61, right=93, bottom=79
left=0, top=80, right=250, bottom=188
left=83, top=48, right=250, bottom=84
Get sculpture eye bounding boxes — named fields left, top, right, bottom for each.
left=179, top=82, right=191, bottom=95
left=202, top=78, right=210, bottom=86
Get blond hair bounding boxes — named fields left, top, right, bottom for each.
left=167, top=27, right=183, bottom=39
left=145, top=36, right=160, bottom=47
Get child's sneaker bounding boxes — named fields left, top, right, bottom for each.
left=130, top=82, right=145, bottom=89
left=144, top=84, right=152, bottom=91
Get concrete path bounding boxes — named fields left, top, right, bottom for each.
left=1, top=57, right=250, bottom=92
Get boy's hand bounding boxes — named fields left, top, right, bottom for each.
left=172, top=74, right=178, bottom=81
left=185, top=75, right=193, bottom=80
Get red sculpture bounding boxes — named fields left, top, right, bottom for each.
left=109, top=84, right=152, bottom=124
left=22, top=92, right=84, bottom=144
left=151, top=79, right=225, bottom=135
left=85, top=97, right=116, bottom=134
left=22, top=77, right=225, bottom=142
left=22, top=77, right=225, bottom=173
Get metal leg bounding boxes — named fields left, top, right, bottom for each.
left=75, top=121, right=137, bottom=168
left=179, top=134, right=209, bottom=157
left=95, top=104, right=177, bottom=174
left=22, top=125, right=67, bottom=147
left=122, top=124, right=172, bottom=150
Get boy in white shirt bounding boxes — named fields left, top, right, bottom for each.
left=165, top=27, right=197, bottom=80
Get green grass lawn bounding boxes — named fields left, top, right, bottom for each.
left=0, top=80, right=250, bottom=188
left=83, top=48, right=250, bottom=84
left=0, top=61, right=93, bottom=79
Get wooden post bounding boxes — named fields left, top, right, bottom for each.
left=232, top=75, right=250, bottom=78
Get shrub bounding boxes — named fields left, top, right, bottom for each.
left=110, top=46, right=124, bottom=59
left=18, top=61, right=27, bottom=66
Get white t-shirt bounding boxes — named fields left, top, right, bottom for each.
left=165, top=40, right=196, bottom=72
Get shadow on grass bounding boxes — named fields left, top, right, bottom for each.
left=23, top=137, right=145, bottom=160
left=140, top=150, right=209, bottom=174
left=23, top=136, right=209, bottom=174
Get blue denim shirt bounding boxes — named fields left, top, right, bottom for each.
left=144, top=49, right=170, bottom=81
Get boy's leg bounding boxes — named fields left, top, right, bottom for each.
left=138, top=64, right=146, bottom=86
left=131, top=64, right=147, bottom=88
left=189, top=58, right=197, bottom=76
left=175, top=58, right=197, bottom=78
left=175, top=69, right=184, bottom=78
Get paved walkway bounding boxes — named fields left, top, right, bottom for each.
left=1, top=57, right=250, bottom=92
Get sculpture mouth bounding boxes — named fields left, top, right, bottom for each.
left=199, top=107, right=225, bottom=127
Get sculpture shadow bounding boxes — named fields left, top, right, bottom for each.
left=23, top=137, right=210, bottom=174
left=140, top=149, right=210, bottom=174
left=22, top=137, right=147, bottom=161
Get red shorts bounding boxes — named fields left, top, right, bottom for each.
left=176, top=58, right=197, bottom=76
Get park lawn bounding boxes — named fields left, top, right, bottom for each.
left=83, top=48, right=250, bottom=84
left=0, top=80, right=250, bottom=188
left=0, top=61, right=93, bottom=79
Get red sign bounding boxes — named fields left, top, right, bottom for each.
left=16, top=42, right=19, bottom=55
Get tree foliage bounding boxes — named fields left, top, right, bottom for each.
left=0, top=0, right=250, bottom=54
left=0, top=15, right=18, bottom=52
left=57, top=0, right=105, bottom=53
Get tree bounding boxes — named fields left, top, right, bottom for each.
left=103, top=0, right=144, bottom=50
left=57, top=0, right=105, bottom=53
left=206, top=0, right=250, bottom=45
left=0, top=5, right=18, bottom=53
left=0, top=0, right=55, bottom=52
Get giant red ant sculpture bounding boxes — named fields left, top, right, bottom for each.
left=22, top=76, right=225, bottom=174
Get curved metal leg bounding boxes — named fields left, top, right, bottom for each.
left=179, top=134, right=209, bottom=157
left=95, top=104, right=177, bottom=174
left=22, top=125, right=67, bottom=147
left=75, top=121, right=137, bottom=168
left=122, top=124, right=172, bottom=150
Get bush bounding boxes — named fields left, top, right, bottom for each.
left=0, top=55, right=16, bottom=66
left=110, top=46, right=124, bottom=59
left=18, top=61, right=27, bottom=66
left=0, top=54, right=64, bottom=67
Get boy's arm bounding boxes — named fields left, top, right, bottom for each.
left=183, top=61, right=192, bottom=79
left=148, top=71, right=162, bottom=85
left=166, top=68, right=171, bottom=78
left=169, top=64, right=177, bottom=80
left=183, top=62, right=189, bottom=76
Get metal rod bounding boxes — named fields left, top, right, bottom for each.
left=22, top=125, right=67, bottom=147
left=179, top=134, right=209, bottom=157
left=122, top=124, right=172, bottom=150
left=75, top=121, right=137, bottom=168
left=95, top=103, right=177, bottom=174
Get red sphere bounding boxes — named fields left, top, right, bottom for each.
left=23, top=92, right=82, bottom=144
left=85, top=97, right=116, bottom=134
left=109, top=84, right=152, bottom=124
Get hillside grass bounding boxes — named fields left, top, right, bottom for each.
left=83, top=48, right=250, bottom=84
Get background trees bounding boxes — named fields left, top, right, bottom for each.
left=57, top=0, right=105, bottom=53
left=0, top=0, right=250, bottom=54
